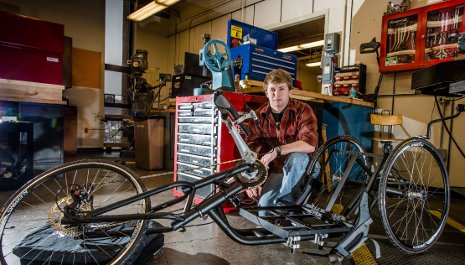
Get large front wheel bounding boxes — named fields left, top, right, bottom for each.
left=379, top=138, right=450, bottom=254
left=0, top=160, right=150, bottom=265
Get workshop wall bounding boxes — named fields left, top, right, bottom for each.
left=140, top=0, right=465, bottom=186
left=2, top=0, right=463, bottom=185
left=351, top=0, right=465, bottom=187
left=138, top=0, right=348, bottom=93
left=0, top=0, right=106, bottom=148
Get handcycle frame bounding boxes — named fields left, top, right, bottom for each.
left=58, top=90, right=376, bottom=259
left=57, top=96, right=461, bottom=260
left=0, top=38, right=461, bottom=264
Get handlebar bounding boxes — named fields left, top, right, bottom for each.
left=213, top=91, right=257, bottom=165
left=213, top=91, right=251, bottom=137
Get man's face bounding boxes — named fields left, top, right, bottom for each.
left=265, top=82, right=290, bottom=112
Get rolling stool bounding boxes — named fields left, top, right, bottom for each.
left=370, top=113, right=403, bottom=154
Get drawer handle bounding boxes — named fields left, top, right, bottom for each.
left=180, top=149, right=190, bottom=153
left=194, top=169, right=203, bottom=174
left=193, top=129, right=201, bottom=133
left=192, top=160, right=198, bottom=164
left=180, top=138, right=188, bottom=142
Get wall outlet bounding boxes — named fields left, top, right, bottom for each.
left=438, top=97, right=453, bottom=104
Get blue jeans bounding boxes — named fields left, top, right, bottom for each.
left=258, top=152, right=320, bottom=208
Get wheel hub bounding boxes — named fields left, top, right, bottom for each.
left=407, top=190, right=427, bottom=201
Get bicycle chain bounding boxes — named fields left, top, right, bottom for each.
left=138, top=158, right=244, bottom=179
left=140, top=157, right=268, bottom=190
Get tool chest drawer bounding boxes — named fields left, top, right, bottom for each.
left=177, top=133, right=215, bottom=146
left=174, top=93, right=266, bottom=201
left=176, top=162, right=214, bottom=177
left=175, top=95, right=219, bottom=200
left=177, top=143, right=216, bottom=158
left=177, top=123, right=215, bottom=135
left=231, top=44, right=297, bottom=82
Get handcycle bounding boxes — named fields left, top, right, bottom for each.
left=0, top=39, right=461, bottom=265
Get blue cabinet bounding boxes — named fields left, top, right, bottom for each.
left=230, top=44, right=297, bottom=82
left=323, top=102, right=373, bottom=151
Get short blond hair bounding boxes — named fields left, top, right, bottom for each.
left=263, top=69, right=292, bottom=91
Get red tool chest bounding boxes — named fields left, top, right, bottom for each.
left=173, top=92, right=266, bottom=202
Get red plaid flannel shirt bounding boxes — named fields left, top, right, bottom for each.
left=246, top=98, right=318, bottom=173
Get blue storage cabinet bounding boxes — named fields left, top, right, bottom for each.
left=231, top=44, right=298, bottom=82
left=323, top=102, right=373, bottom=151
left=227, top=19, right=278, bottom=49
left=19, top=103, right=64, bottom=172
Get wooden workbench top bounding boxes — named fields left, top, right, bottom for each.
left=290, top=90, right=375, bottom=107
left=236, top=79, right=374, bottom=107
left=0, top=78, right=66, bottom=105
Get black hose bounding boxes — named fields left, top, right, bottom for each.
left=433, top=97, right=465, bottom=159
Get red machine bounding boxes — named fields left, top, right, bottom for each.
left=0, top=11, right=64, bottom=85
left=173, top=92, right=266, bottom=203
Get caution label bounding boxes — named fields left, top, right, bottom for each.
left=230, top=25, right=242, bottom=39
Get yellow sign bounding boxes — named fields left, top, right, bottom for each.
left=230, top=25, right=242, bottom=39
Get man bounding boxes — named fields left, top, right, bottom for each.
left=245, top=69, right=319, bottom=207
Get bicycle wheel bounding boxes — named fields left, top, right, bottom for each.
left=379, top=137, right=449, bottom=254
left=299, top=135, right=368, bottom=217
left=0, top=160, right=150, bottom=265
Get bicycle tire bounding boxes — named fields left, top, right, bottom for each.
left=0, top=159, right=150, bottom=265
left=298, top=135, right=368, bottom=217
left=379, top=137, right=450, bottom=254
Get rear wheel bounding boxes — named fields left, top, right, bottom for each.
left=379, top=138, right=449, bottom=254
left=298, top=135, right=368, bottom=217
left=0, top=160, right=150, bottom=265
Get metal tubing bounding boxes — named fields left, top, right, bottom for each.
left=91, top=181, right=194, bottom=216
left=208, top=208, right=287, bottom=245
left=325, top=154, right=358, bottom=212
left=172, top=183, right=243, bottom=230
left=151, top=195, right=188, bottom=213
left=64, top=212, right=180, bottom=224
left=92, top=163, right=250, bottom=216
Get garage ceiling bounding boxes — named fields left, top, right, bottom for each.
left=135, top=0, right=325, bottom=60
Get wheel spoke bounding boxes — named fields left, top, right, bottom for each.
left=380, top=138, right=449, bottom=253
left=0, top=160, right=149, bottom=265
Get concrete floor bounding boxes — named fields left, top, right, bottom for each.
left=2, top=151, right=465, bottom=265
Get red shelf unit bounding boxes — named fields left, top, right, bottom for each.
left=380, top=0, right=465, bottom=72
left=0, top=11, right=64, bottom=85
left=173, top=92, right=266, bottom=203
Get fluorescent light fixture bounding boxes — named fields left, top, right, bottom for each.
left=127, top=0, right=180, bottom=21
left=278, top=45, right=299, bottom=53
left=278, top=40, right=324, bottom=53
left=300, top=40, right=324, bottom=49
left=306, top=62, right=321, bottom=67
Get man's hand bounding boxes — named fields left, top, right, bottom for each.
left=260, top=148, right=278, bottom=169
left=245, top=186, right=262, bottom=201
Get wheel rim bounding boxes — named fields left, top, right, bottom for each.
left=380, top=139, right=449, bottom=253
left=0, top=161, right=148, bottom=265
left=310, top=137, right=368, bottom=216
